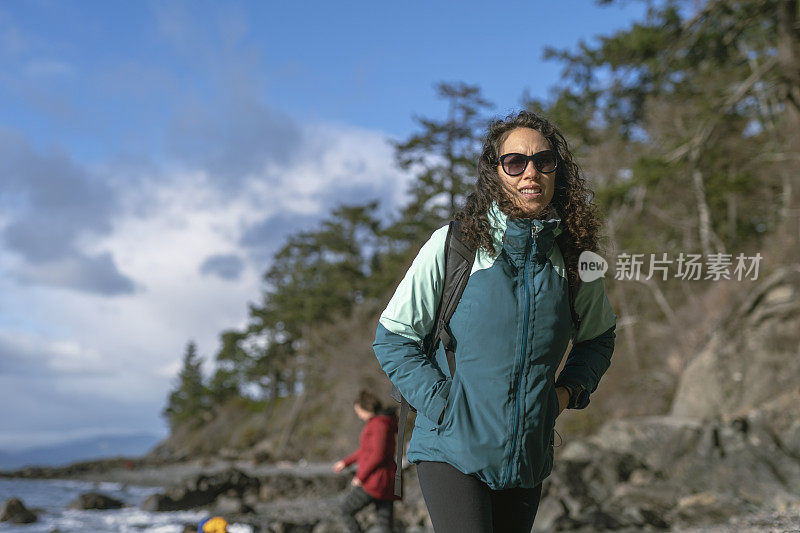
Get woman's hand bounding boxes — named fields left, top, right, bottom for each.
left=555, top=386, right=570, bottom=416
left=333, top=460, right=346, bottom=473
left=351, top=476, right=362, bottom=487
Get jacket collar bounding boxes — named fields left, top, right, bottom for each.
left=487, top=200, right=562, bottom=266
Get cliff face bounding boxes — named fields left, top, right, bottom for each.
left=669, top=266, right=800, bottom=422
left=534, top=265, right=800, bottom=530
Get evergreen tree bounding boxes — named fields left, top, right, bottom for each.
left=162, top=341, right=208, bottom=427
left=208, top=330, right=247, bottom=404
left=387, top=81, right=493, bottom=246
left=534, top=0, right=796, bottom=254
left=242, top=201, right=382, bottom=397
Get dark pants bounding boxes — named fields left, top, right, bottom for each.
left=338, top=485, right=394, bottom=533
left=416, top=460, right=544, bottom=533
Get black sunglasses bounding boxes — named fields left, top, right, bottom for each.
left=497, top=150, right=558, bottom=176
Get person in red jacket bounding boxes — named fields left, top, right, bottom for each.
left=333, top=388, right=401, bottom=532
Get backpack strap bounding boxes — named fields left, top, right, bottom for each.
left=424, top=220, right=476, bottom=378
left=566, top=270, right=582, bottom=341
left=555, top=232, right=582, bottom=341
left=440, top=221, right=475, bottom=377
left=392, top=220, right=476, bottom=498
left=393, top=393, right=410, bottom=497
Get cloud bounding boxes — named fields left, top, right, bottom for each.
left=166, top=98, right=303, bottom=185
left=14, top=252, right=137, bottom=294
left=0, top=329, right=154, bottom=449
left=0, top=329, right=110, bottom=378
left=0, top=128, right=136, bottom=295
left=200, top=253, right=245, bottom=281
left=150, top=0, right=302, bottom=186
left=0, top=2, right=421, bottom=450
left=234, top=122, right=411, bottom=270
left=258, top=122, right=408, bottom=215
left=0, top=371, right=166, bottom=449
left=0, top=96, right=413, bottom=450
left=239, top=210, right=311, bottom=264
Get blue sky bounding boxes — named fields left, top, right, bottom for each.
left=0, top=0, right=650, bottom=450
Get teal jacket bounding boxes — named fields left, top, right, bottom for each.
left=372, top=201, right=617, bottom=489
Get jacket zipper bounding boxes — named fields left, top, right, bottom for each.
left=503, top=220, right=536, bottom=486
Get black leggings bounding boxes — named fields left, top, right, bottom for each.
left=338, top=485, right=394, bottom=532
left=416, top=461, right=543, bottom=533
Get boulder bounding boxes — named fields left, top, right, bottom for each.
left=68, top=492, right=124, bottom=510
left=670, top=269, right=800, bottom=420
left=0, top=497, right=37, bottom=524
left=141, top=493, right=175, bottom=512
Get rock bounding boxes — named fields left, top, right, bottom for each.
left=670, top=270, right=800, bottom=420
left=259, top=484, right=276, bottom=501
left=540, top=398, right=800, bottom=530
left=604, top=483, right=672, bottom=529
left=265, top=521, right=316, bottom=532
left=0, top=497, right=37, bottom=524
left=311, top=521, right=339, bottom=533
left=666, top=491, right=751, bottom=527
left=141, top=494, right=173, bottom=512
left=587, top=415, right=703, bottom=474
left=256, top=472, right=346, bottom=502
left=68, top=492, right=124, bottom=510
left=214, top=494, right=253, bottom=515
left=142, top=467, right=260, bottom=511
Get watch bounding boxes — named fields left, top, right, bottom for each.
left=557, top=380, right=590, bottom=409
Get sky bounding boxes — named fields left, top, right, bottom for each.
left=0, top=0, right=651, bottom=451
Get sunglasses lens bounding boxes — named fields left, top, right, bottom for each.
left=534, top=151, right=557, bottom=173
left=503, top=154, right=528, bottom=175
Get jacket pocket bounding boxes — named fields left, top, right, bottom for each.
left=435, top=375, right=459, bottom=434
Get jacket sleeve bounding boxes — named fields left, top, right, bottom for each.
left=342, top=448, right=360, bottom=467
left=355, top=423, right=390, bottom=482
left=373, top=224, right=452, bottom=426
left=556, top=275, right=617, bottom=408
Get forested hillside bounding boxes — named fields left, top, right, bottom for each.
left=152, top=0, right=800, bottom=463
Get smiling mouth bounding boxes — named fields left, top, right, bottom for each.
left=519, top=187, right=542, bottom=198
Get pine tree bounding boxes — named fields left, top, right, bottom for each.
left=387, top=81, right=493, bottom=246
left=162, top=341, right=208, bottom=427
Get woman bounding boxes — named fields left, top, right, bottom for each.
left=334, top=388, right=401, bottom=533
left=372, top=110, right=617, bottom=532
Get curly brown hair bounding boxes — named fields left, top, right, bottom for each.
left=455, top=109, right=603, bottom=290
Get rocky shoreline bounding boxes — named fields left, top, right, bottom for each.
left=1, top=458, right=431, bottom=532
left=5, top=268, right=800, bottom=531
left=4, top=408, right=800, bottom=532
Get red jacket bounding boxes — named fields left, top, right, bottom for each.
left=342, top=408, right=401, bottom=501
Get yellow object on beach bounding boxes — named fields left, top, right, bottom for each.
left=202, top=516, right=228, bottom=533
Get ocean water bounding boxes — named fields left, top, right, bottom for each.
left=0, top=478, right=253, bottom=533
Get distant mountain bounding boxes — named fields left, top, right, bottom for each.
left=0, top=434, right=161, bottom=469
